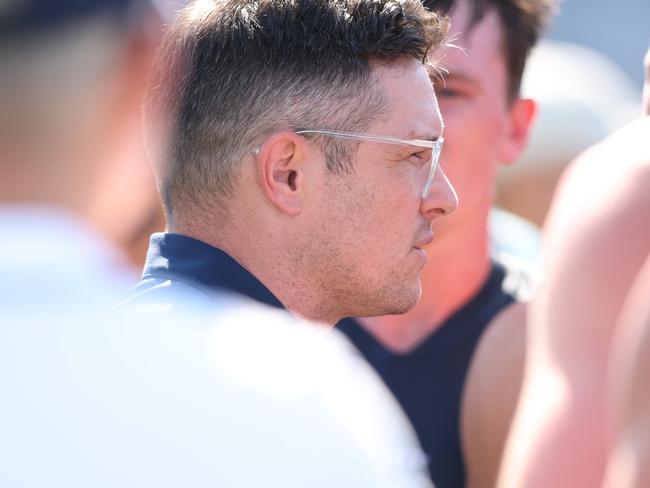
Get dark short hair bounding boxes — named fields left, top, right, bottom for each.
left=423, top=0, right=554, bottom=99
left=147, top=0, right=448, bottom=221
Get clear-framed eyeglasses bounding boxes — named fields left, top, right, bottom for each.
left=295, top=129, right=444, bottom=199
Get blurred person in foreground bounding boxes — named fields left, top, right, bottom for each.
left=604, top=253, right=650, bottom=488
left=0, top=1, right=432, bottom=486
left=496, top=40, right=642, bottom=227
left=126, top=0, right=457, bottom=325
left=600, top=52, right=650, bottom=488
left=85, top=2, right=174, bottom=270
left=498, top=46, right=650, bottom=488
left=337, top=1, right=553, bottom=486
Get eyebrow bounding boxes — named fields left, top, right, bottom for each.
left=403, top=132, right=443, bottom=144
left=411, top=122, right=445, bottom=141
left=435, top=71, right=480, bottom=87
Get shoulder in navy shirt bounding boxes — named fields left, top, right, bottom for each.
left=126, top=232, right=286, bottom=311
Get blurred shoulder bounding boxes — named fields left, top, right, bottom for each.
left=558, top=116, right=650, bottom=193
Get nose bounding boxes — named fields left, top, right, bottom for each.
left=419, top=166, right=458, bottom=219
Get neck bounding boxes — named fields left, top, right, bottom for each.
left=358, top=219, right=491, bottom=352
left=170, top=213, right=340, bottom=327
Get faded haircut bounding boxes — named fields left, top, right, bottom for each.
left=423, top=0, right=555, bottom=100
left=146, top=0, right=448, bottom=221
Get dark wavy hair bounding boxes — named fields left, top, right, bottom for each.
left=424, top=0, right=555, bottom=100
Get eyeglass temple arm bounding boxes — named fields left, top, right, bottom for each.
left=295, top=130, right=441, bottom=148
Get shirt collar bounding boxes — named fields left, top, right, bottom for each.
left=142, top=233, right=285, bottom=310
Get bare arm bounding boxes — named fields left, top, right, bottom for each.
left=498, top=118, right=650, bottom=488
left=462, top=301, right=527, bottom=488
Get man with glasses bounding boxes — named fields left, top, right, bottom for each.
left=127, top=0, right=457, bottom=325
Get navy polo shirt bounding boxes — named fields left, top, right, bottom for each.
left=129, top=233, right=285, bottom=310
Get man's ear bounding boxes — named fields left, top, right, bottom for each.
left=498, top=97, right=537, bottom=166
left=254, top=132, right=308, bottom=215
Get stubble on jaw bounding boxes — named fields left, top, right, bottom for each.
left=300, top=178, right=422, bottom=320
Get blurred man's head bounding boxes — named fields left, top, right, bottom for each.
left=421, top=0, right=553, bottom=237
left=147, top=0, right=458, bottom=323
left=427, top=0, right=554, bottom=100
left=0, top=0, right=158, bottom=220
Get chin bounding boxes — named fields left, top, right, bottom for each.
left=381, top=280, right=422, bottom=316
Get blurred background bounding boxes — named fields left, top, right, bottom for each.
left=549, top=0, right=648, bottom=89
left=495, top=0, right=649, bottom=227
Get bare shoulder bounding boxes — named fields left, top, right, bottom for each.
left=474, top=301, right=527, bottom=359
left=549, top=117, right=650, bottom=230
left=464, top=301, right=527, bottom=408
left=534, top=116, right=650, bottom=370
left=461, top=301, right=527, bottom=488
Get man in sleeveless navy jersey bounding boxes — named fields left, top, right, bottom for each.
left=338, top=1, right=555, bottom=486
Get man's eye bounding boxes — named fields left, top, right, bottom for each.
left=409, top=150, right=431, bottom=166
left=436, top=86, right=465, bottom=98
left=432, top=80, right=469, bottom=99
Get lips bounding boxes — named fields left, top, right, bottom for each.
left=413, top=230, right=434, bottom=250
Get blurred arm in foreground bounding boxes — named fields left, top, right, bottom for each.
left=498, top=46, right=650, bottom=488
